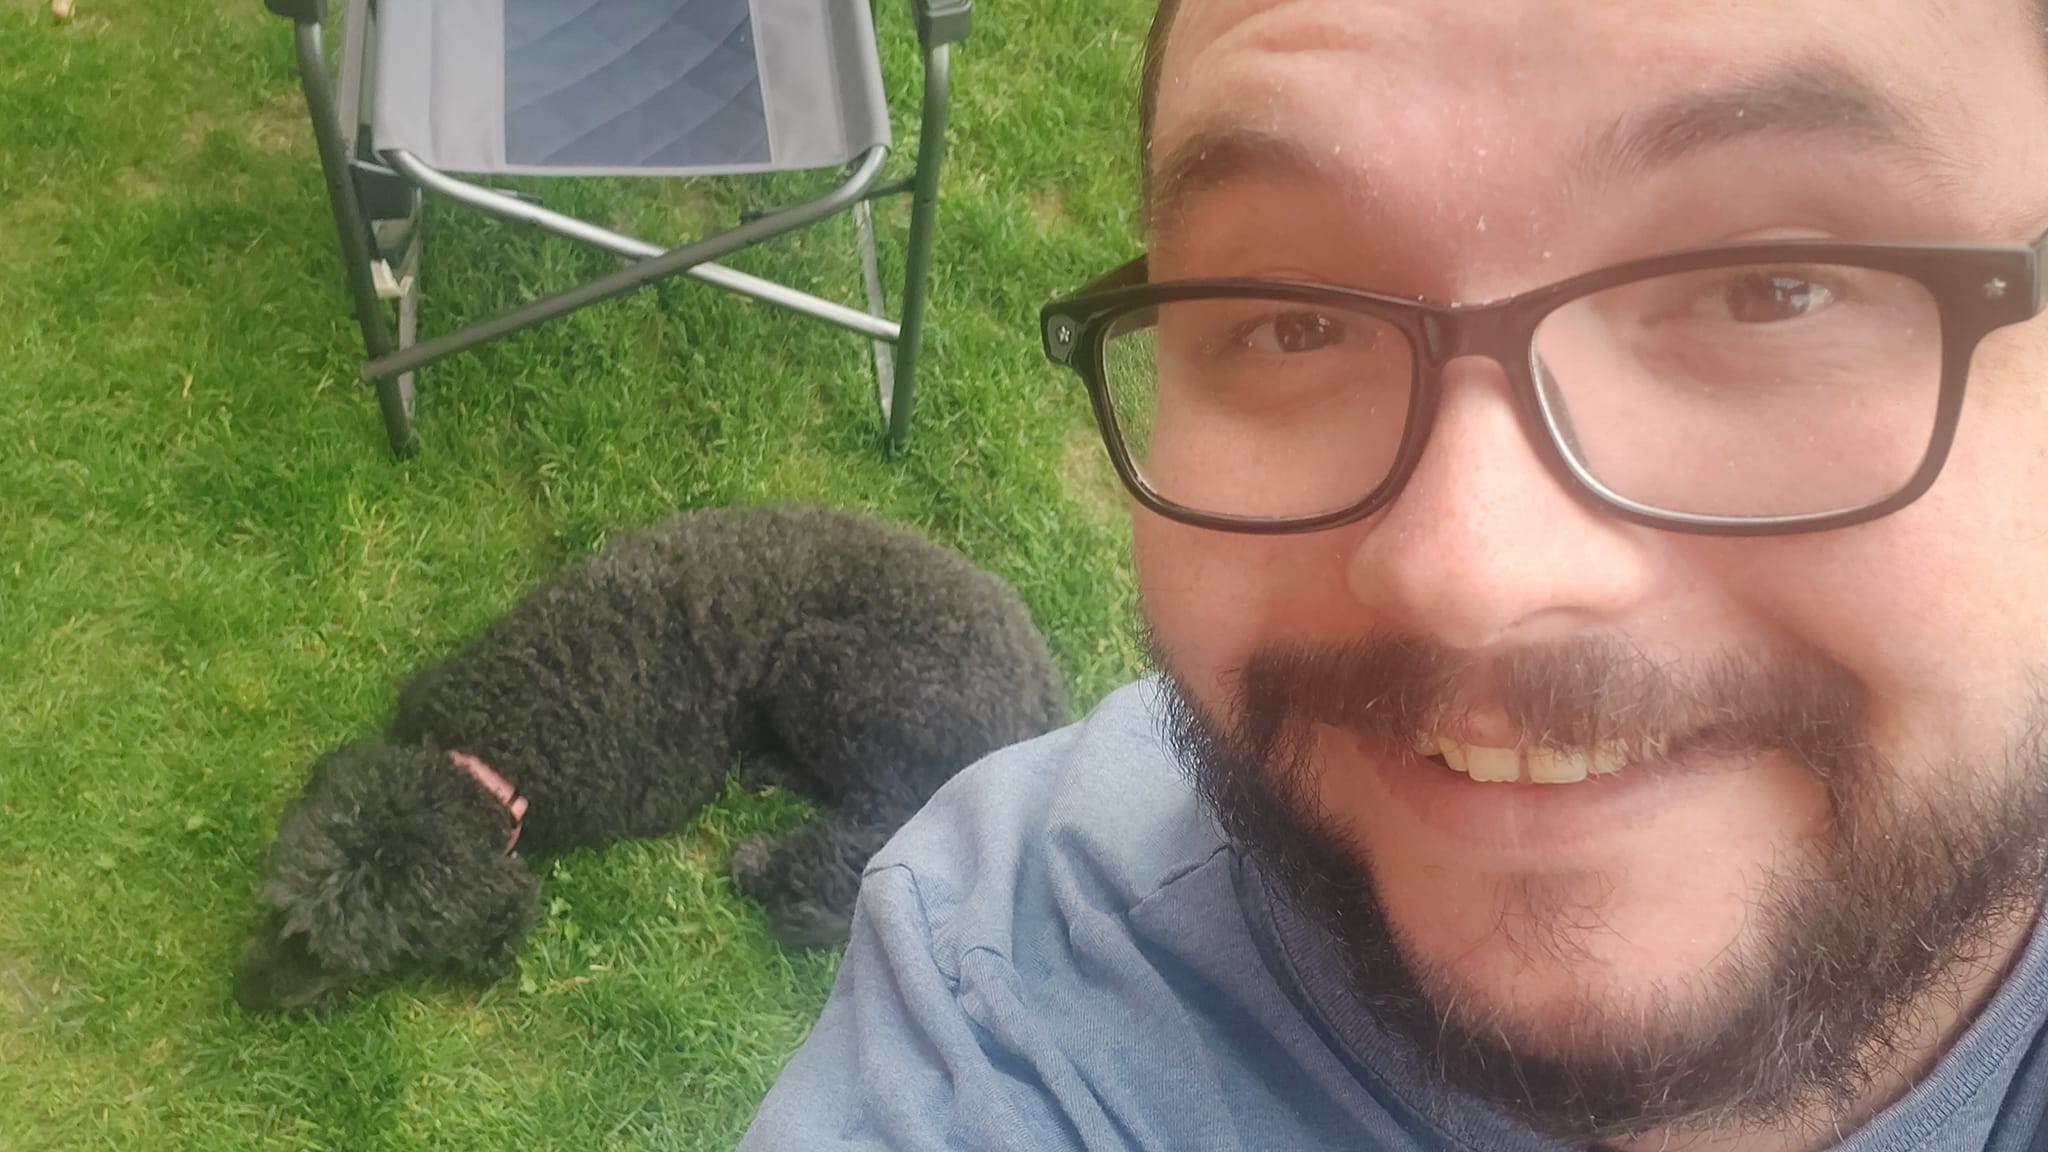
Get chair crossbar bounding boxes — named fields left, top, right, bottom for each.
left=383, top=151, right=901, bottom=343
left=364, top=145, right=891, bottom=385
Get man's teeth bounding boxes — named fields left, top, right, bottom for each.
left=1428, top=738, right=1625, bottom=784
left=1524, top=746, right=1587, bottom=784
left=1441, top=742, right=1516, bottom=781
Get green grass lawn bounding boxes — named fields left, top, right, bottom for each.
left=0, top=0, right=1149, bottom=1145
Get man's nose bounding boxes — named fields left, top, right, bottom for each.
left=1344, top=354, right=1661, bottom=649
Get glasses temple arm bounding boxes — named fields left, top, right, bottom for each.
left=2029, top=231, right=2048, bottom=317
left=1082, top=255, right=1150, bottom=294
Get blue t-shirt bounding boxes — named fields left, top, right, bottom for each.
left=739, top=680, right=2048, bottom=1151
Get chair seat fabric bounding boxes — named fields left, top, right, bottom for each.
left=371, top=0, right=891, bottom=176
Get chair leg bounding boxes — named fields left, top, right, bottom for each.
left=854, top=200, right=897, bottom=422
left=886, top=42, right=953, bottom=451
left=389, top=193, right=422, bottom=448
left=286, top=18, right=417, bottom=456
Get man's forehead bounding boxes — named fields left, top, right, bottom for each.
left=1158, top=0, right=1964, bottom=75
left=1153, top=0, right=1943, bottom=141
left=1145, top=0, right=2031, bottom=242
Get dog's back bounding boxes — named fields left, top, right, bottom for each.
left=389, top=505, right=1066, bottom=850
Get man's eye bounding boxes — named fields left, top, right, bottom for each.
left=1719, top=272, right=1836, bottom=324
left=1243, top=311, right=1350, bottom=353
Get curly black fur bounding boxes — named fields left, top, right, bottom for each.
left=235, top=506, right=1067, bottom=1013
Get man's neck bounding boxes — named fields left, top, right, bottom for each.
left=1610, top=907, right=2040, bottom=1152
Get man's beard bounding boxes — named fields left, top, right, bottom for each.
left=1155, top=632, right=2048, bottom=1143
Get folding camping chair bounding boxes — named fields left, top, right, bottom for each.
left=264, top=0, right=969, bottom=456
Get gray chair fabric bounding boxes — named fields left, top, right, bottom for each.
left=372, top=0, right=891, bottom=176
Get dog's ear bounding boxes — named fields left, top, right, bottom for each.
left=256, top=739, right=542, bottom=984
left=431, top=845, right=543, bottom=980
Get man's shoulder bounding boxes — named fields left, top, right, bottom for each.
left=867, top=678, right=1231, bottom=972
left=746, top=683, right=1442, bottom=1152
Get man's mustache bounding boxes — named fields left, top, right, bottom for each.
left=1220, top=633, right=1871, bottom=781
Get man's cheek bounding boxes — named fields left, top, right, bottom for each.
left=1137, top=520, right=1360, bottom=650
left=1134, top=523, right=1268, bottom=676
left=1719, top=530, right=2032, bottom=756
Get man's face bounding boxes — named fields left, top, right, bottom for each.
left=1139, top=0, right=2048, bottom=1138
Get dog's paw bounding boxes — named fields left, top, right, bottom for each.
left=728, top=836, right=773, bottom=895
left=765, top=903, right=854, bottom=952
left=730, top=835, right=855, bottom=950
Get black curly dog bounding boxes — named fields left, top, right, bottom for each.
left=234, top=506, right=1067, bottom=1013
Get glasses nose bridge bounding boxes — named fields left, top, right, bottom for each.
left=1417, top=298, right=1536, bottom=379
left=1403, top=296, right=1574, bottom=504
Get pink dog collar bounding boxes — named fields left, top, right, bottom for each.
left=449, top=749, right=528, bottom=854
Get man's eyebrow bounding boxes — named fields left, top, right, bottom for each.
left=1145, top=128, right=1334, bottom=238
left=1580, top=58, right=1949, bottom=181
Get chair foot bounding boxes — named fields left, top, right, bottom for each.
left=376, top=374, right=419, bottom=457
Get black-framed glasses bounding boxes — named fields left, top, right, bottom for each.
left=1040, top=235, right=2048, bottom=536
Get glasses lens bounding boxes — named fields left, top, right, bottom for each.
left=1099, top=296, right=1417, bottom=519
left=1532, top=262, right=1945, bottom=520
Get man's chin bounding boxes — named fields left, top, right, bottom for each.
left=1383, top=914, right=1758, bottom=1072
left=1364, top=827, right=1777, bottom=982
left=1368, top=866, right=1771, bottom=1059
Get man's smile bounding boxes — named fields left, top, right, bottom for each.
left=1328, top=722, right=1786, bottom=857
left=1416, top=732, right=1627, bottom=783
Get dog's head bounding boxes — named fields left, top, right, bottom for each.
left=234, top=739, right=542, bottom=1014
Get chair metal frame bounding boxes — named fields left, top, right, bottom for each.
left=266, top=0, right=969, bottom=456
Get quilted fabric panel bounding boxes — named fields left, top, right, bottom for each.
left=504, top=0, right=770, bottom=169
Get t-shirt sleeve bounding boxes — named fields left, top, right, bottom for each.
left=736, top=862, right=1083, bottom=1152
